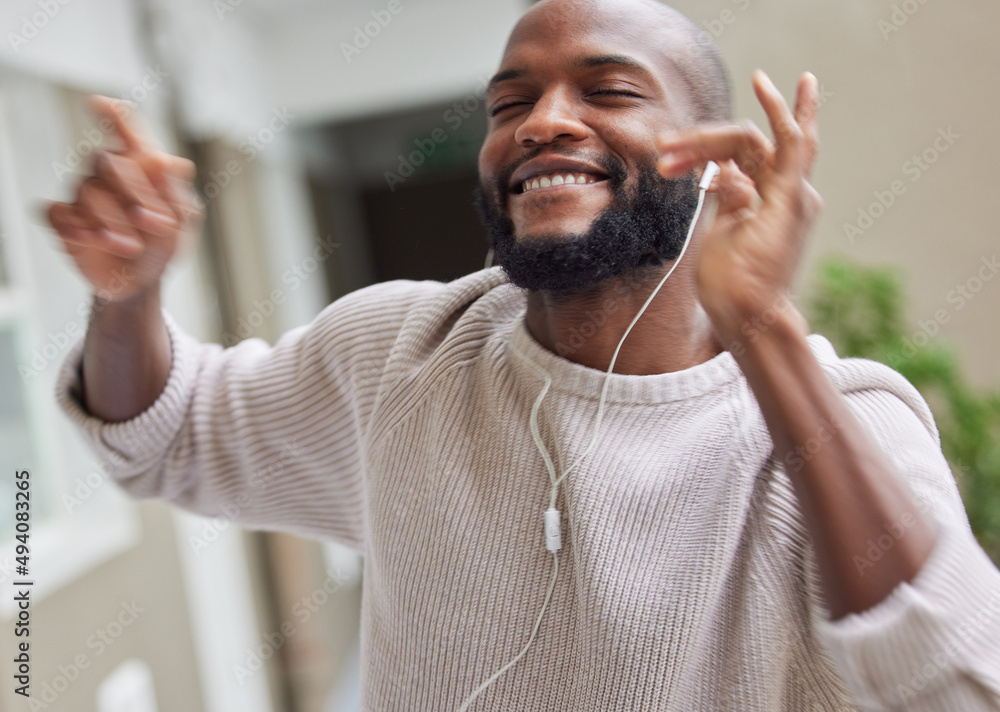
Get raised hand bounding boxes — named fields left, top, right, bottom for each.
left=45, top=96, right=203, bottom=303
left=656, top=70, right=821, bottom=345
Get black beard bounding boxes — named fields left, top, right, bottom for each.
left=473, top=152, right=700, bottom=295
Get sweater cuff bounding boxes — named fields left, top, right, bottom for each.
left=54, top=309, right=204, bottom=479
left=814, top=520, right=1000, bottom=708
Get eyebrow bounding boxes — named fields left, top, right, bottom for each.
left=486, top=54, right=656, bottom=94
left=486, top=68, right=526, bottom=94
left=577, top=54, right=652, bottom=75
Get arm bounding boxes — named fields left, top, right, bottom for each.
left=733, top=314, right=939, bottom=619
left=56, top=279, right=434, bottom=548
left=658, top=71, right=1000, bottom=709
left=47, top=95, right=396, bottom=548
left=81, top=288, right=170, bottom=422
left=813, top=378, right=1000, bottom=711
left=46, top=95, right=201, bottom=422
left=658, top=70, right=941, bottom=619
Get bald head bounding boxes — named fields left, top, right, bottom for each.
left=516, top=0, right=732, bottom=124
left=478, top=0, right=734, bottom=291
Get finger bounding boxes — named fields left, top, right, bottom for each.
left=86, top=95, right=153, bottom=155
left=134, top=150, right=199, bottom=219
left=86, top=97, right=194, bottom=221
left=86, top=95, right=196, bottom=206
left=803, top=181, right=823, bottom=223
left=101, top=144, right=199, bottom=236
left=47, top=201, right=144, bottom=258
left=713, top=159, right=757, bottom=216
left=93, top=150, right=178, bottom=237
left=657, top=121, right=774, bottom=182
left=793, top=72, right=820, bottom=179
left=164, top=154, right=196, bottom=181
left=76, top=178, right=145, bottom=251
left=47, top=201, right=95, bottom=244
left=751, top=69, right=804, bottom=183
left=159, top=170, right=205, bottom=230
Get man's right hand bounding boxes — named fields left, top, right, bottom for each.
left=45, top=95, right=203, bottom=302
left=43, top=96, right=203, bottom=422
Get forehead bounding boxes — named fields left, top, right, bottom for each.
left=510, top=0, right=675, bottom=43
left=495, top=0, right=696, bottom=106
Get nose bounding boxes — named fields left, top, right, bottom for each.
left=513, top=88, right=589, bottom=147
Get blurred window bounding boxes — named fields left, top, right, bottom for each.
left=0, top=77, right=139, bottom=611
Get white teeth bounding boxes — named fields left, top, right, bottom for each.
left=521, top=172, right=601, bottom=194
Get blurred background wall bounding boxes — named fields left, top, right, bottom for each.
left=0, top=0, right=996, bottom=710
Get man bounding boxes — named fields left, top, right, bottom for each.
left=47, top=0, right=1000, bottom=709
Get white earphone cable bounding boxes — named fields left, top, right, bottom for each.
left=457, top=162, right=718, bottom=711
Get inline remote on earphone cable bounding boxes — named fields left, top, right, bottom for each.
left=457, top=161, right=719, bottom=711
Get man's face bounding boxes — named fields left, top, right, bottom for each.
left=476, top=0, right=702, bottom=293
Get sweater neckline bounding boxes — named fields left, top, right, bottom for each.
left=504, top=312, right=745, bottom=404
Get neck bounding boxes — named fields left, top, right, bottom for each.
left=524, top=262, right=724, bottom=375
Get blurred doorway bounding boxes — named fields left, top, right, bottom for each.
left=305, top=95, right=492, bottom=300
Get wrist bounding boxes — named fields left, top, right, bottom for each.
left=726, top=306, right=812, bottom=387
left=90, top=283, right=162, bottom=327
left=708, top=291, right=808, bottom=351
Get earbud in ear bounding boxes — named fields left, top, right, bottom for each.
left=699, top=160, right=720, bottom=191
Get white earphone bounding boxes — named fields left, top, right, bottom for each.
left=700, top=159, right=721, bottom=191
left=458, top=161, right=720, bottom=711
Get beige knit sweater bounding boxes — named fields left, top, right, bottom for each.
left=56, top=267, right=1000, bottom=711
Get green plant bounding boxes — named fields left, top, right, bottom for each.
left=809, top=257, right=1000, bottom=564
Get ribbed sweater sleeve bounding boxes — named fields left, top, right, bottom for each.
left=810, top=356, right=1000, bottom=711
left=54, top=279, right=442, bottom=550
left=52, top=269, right=1000, bottom=710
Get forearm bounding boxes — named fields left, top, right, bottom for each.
left=81, top=286, right=171, bottom=422
left=731, top=311, right=940, bottom=620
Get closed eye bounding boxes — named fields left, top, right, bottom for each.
left=489, top=101, right=530, bottom=118
left=489, top=89, right=644, bottom=117
left=589, top=89, right=643, bottom=99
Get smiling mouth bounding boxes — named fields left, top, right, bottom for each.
left=512, top=171, right=609, bottom=195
